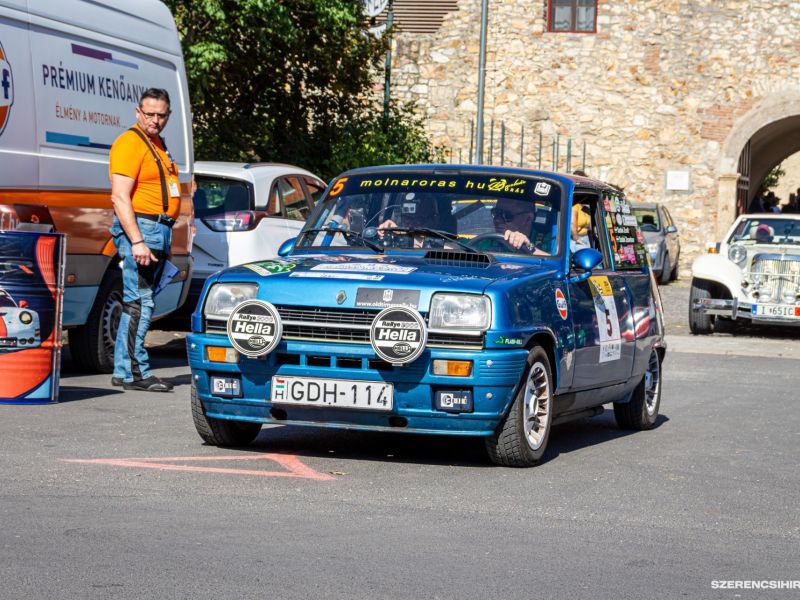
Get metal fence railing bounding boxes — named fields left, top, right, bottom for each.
left=445, top=120, right=589, bottom=174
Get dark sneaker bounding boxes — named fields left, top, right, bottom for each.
left=122, top=376, right=174, bottom=392
left=111, top=377, right=123, bottom=387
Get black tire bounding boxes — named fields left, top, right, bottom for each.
left=68, top=268, right=122, bottom=373
left=191, top=381, right=261, bottom=446
left=614, top=348, right=661, bottom=430
left=658, top=253, right=671, bottom=285
left=485, top=345, right=553, bottom=467
left=670, top=252, right=680, bottom=281
left=688, top=278, right=715, bottom=335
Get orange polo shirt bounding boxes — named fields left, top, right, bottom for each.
left=109, top=124, right=180, bottom=218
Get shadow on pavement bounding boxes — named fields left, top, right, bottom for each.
left=200, top=410, right=669, bottom=469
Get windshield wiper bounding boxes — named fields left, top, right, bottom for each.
left=381, top=227, right=479, bottom=254
left=300, top=226, right=384, bottom=253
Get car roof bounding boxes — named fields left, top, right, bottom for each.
left=335, top=164, right=621, bottom=193
left=194, top=161, right=323, bottom=182
left=631, top=203, right=659, bottom=210
left=736, top=213, right=800, bottom=221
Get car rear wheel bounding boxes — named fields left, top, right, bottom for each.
left=658, top=252, right=671, bottom=285
left=689, top=278, right=715, bottom=334
left=670, top=253, right=680, bottom=281
left=191, top=381, right=262, bottom=446
left=68, top=268, right=122, bottom=373
left=614, top=348, right=661, bottom=430
left=485, top=345, right=553, bottom=467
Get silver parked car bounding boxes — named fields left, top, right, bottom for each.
left=632, top=203, right=680, bottom=284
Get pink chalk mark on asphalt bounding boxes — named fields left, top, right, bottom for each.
left=62, top=453, right=335, bottom=481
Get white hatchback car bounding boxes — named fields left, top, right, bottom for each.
left=186, top=161, right=326, bottom=317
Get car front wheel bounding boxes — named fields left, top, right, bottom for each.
left=689, top=278, right=715, bottom=335
left=485, top=345, right=553, bottom=467
left=191, top=381, right=262, bottom=446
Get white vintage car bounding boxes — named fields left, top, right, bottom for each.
left=689, top=214, right=800, bottom=333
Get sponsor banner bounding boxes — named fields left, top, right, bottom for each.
left=289, top=272, right=384, bottom=281
left=370, top=306, right=427, bottom=365
left=0, top=231, right=66, bottom=403
left=311, top=263, right=416, bottom=275
left=589, top=276, right=621, bottom=363
left=226, top=300, right=282, bottom=357
left=355, top=288, right=420, bottom=309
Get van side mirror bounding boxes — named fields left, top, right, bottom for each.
left=277, top=237, right=296, bottom=257
left=666, top=224, right=678, bottom=234
left=568, top=248, right=603, bottom=283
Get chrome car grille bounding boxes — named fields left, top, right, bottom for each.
left=205, top=305, right=485, bottom=350
left=745, top=255, right=800, bottom=301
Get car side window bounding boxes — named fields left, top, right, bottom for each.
left=194, top=176, right=252, bottom=218
left=267, top=186, right=282, bottom=217
left=280, top=176, right=310, bottom=221
left=603, top=192, right=648, bottom=271
left=572, top=192, right=609, bottom=268
left=303, top=177, right=326, bottom=206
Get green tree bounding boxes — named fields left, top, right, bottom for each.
left=164, top=0, right=441, bottom=179
left=762, top=164, right=785, bottom=189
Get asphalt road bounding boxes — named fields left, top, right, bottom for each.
left=1, top=282, right=799, bottom=599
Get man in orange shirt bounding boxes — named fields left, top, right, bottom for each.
left=108, top=88, right=180, bottom=392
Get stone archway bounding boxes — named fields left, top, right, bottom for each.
left=717, top=94, right=800, bottom=238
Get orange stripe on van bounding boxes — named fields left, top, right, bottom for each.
left=0, top=186, right=193, bottom=256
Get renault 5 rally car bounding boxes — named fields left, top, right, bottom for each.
left=187, top=165, right=666, bottom=467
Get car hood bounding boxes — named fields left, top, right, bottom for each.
left=218, top=252, right=555, bottom=310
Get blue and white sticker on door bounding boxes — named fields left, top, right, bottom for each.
left=589, top=276, right=621, bottom=362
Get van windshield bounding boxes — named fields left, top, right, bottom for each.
left=297, top=172, right=563, bottom=257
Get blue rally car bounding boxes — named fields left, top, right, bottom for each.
left=187, top=165, right=666, bottom=466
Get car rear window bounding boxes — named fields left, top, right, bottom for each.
left=193, top=176, right=252, bottom=218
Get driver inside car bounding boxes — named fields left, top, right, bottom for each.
left=378, top=196, right=445, bottom=248
left=492, top=197, right=550, bottom=255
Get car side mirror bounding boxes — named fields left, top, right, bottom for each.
left=666, top=224, right=678, bottom=234
left=568, top=248, right=603, bottom=283
left=277, top=237, right=296, bottom=257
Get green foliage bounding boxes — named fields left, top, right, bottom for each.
left=762, top=164, right=785, bottom=189
left=326, top=103, right=446, bottom=176
left=164, top=0, right=441, bottom=179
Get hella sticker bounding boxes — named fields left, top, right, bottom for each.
left=370, top=306, right=427, bottom=365
left=226, top=300, right=283, bottom=357
left=555, top=288, right=568, bottom=320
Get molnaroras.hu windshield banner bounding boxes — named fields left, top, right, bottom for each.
left=0, top=230, right=66, bottom=403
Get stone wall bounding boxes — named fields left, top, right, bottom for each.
left=388, top=0, right=800, bottom=269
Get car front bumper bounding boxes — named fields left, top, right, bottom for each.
left=187, top=333, right=530, bottom=437
left=691, top=297, right=800, bottom=324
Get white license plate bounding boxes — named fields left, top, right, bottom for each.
left=752, top=304, right=800, bottom=319
left=270, top=376, right=393, bottom=411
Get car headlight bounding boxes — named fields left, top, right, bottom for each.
left=756, top=284, right=773, bottom=303
left=19, top=311, right=32, bottom=324
left=428, top=294, right=491, bottom=331
left=203, top=283, right=258, bottom=320
left=728, top=244, right=747, bottom=265
left=646, top=242, right=659, bottom=256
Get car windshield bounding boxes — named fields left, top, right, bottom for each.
left=296, top=171, right=563, bottom=256
left=729, top=218, right=800, bottom=245
left=0, top=291, right=17, bottom=308
left=632, top=207, right=660, bottom=232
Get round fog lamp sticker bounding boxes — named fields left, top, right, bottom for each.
left=226, top=300, right=283, bottom=357
left=370, top=306, right=427, bottom=365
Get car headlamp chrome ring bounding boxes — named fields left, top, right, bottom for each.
left=728, top=244, right=747, bottom=265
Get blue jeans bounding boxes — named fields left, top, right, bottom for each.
left=110, top=217, right=173, bottom=382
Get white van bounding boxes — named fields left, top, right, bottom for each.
left=0, top=0, right=194, bottom=372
